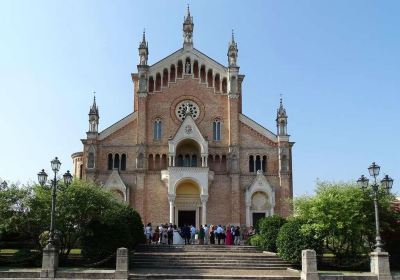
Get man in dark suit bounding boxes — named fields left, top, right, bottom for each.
left=182, top=224, right=191, bottom=245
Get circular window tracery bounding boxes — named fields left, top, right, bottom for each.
left=175, top=100, right=200, bottom=121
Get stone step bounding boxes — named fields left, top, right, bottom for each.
left=132, top=257, right=287, bottom=264
left=131, top=264, right=290, bottom=270
left=130, top=275, right=300, bottom=280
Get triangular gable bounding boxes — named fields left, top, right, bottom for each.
left=148, top=47, right=227, bottom=76
left=245, top=170, right=275, bottom=208
left=98, top=112, right=137, bottom=141
left=103, top=170, right=127, bottom=202
left=168, top=115, right=208, bottom=155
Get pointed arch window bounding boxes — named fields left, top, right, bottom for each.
left=114, top=153, right=120, bottom=170
left=87, top=146, right=95, bottom=169
left=107, top=154, right=113, bottom=170
left=213, top=119, right=221, bottom=141
left=121, top=154, right=127, bottom=171
left=249, top=155, right=254, bottom=173
left=153, top=118, right=162, bottom=140
left=255, top=155, right=261, bottom=171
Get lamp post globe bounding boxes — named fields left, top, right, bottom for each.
left=63, top=170, right=73, bottom=186
left=37, top=169, right=48, bottom=186
left=51, top=157, right=61, bottom=173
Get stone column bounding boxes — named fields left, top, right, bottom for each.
left=301, top=249, right=319, bottom=280
left=168, top=194, right=176, bottom=224
left=245, top=203, right=251, bottom=227
left=40, top=243, right=58, bottom=278
left=370, top=252, right=392, bottom=280
left=201, top=195, right=208, bottom=225
left=115, top=247, right=129, bottom=279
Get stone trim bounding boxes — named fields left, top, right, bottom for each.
left=98, top=112, right=137, bottom=140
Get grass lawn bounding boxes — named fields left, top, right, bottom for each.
left=0, top=249, right=18, bottom=254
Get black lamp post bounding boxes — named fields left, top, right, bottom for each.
left=37, top=157, right=72, bottom=245
left=357, top=162, right=393, bottom=252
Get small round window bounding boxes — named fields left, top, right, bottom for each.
left=175, top=100, right=200, bottom=121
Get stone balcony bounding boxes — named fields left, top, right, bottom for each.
left=161, top=167, right=214, bottom=195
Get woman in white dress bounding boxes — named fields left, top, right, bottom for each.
left=173, top=225, right=185, bottom=245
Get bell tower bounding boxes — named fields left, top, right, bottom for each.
left=183, top=5, right=194, bottom=49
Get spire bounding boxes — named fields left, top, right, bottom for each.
left=89, top=91, right=99, bottom=116
left=138, top=29, right=149, bottom=66
left=88, top=91, right=99, bottom=134
left=276, top=95, right=288, bottom=136
left=277, top=97, right=287, bottom=119
left=227, top=29, right=238, bottom=67
left=183, top=5, right=194, bottom=48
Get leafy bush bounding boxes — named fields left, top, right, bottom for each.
left=276, top=217, right=322, bottom=263
left=248, top=234, right=263, bottom=247
left=81, top=203, right=144, bottom=260
left=257, top=215, right=286, bottom=252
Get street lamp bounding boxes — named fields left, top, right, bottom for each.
left=357, top=162, right=393, bottom=252
left=37, top=157, right=72, bottom=245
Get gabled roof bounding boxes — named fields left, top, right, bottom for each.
left=239, top=113, right=277, bottom=142
left=98, top=112, right=137, bottom=140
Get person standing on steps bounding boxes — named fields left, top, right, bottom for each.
left=167, top=223, right=174, bottom=245
left=190, top=224, right=196, bottom=244
left=198, top=226, right=205, bottom=245
left=182, top=224, right=191, bottom=245
left=225, top=226, right=233, bottom=245
left=234, top=226, right=241, bottom=245
left=215, top=225, right=223, bottom=245
left=210, top=225, right=215, bottom=244
left=203, top=224, right=209, bottom=245
left=145, top=223, right=153, bottom=245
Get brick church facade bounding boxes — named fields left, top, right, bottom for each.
left=71, top=8, right=294, bottom=227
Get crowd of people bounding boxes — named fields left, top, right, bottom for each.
left=144, top=223, right=256, bottom=245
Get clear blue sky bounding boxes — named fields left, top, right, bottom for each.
left=0, top=1, right=399, bottom=196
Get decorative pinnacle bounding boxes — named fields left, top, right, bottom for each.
left=231, top=29, right=235, bottom=43
left=139, top=29, right=148, bottom=49
left=187, top=4, right=190, bottom=17
left=90, top=91, right=99, bottom=115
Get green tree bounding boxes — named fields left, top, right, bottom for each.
left=295, top=181, right=398, bottom=261
left=0, top=180, right=144, bottom=263
left=257, top=215, right=286, bottom=252
left=276, top=217, right=323, bottom=263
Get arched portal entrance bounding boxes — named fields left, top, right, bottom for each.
left=175, top=179, right=201, bottom=227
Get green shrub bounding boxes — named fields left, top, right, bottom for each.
left=257, top=215, right=286, bottom=252
left=248, top=234, right=263, bottom=247
left=276, top=217, right=322, bottom=263
left=80, top=203, right=144, bottom=260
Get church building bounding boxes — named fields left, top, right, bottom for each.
left=71, top=8, right=294, bottom=228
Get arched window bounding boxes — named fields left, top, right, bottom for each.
left=193, top=60, right=199, bottom=78
left=214, top=74, right=220, bottom=92
left=255, top=155, right=261, bottom=172
left=177, top=154, right=184, bottom=167
left=121, top=154, right=127, bottom=171
left=213, top=119, right=221, bottom=141
left=177, top=60, right=183, bottom=78
left=249, top=155, right=254, bottom=173
left=184, top=154, right=191, bottom=167
left=262, top=156, right=267, bottom=173
left=148, top=154, right=154, bottom=170
left=207, top=69, right=213, bottom=87
left=155, top=154, right=161, bottom=170
left=222, top=77, right=227, bottom=93
left=161, top=154, right=167, bottom=169
left=281, top=155, right=289, bottom=172
left=149, top=76, right=154, bottom=93
left=221, top=155, right=227, bottom=172
left=107, top=154, right=113, bottom=170
left=155, top=73, right=161, bottom=91
left=191, top=154, right=197, bottom=167
left=170, top=64, right=176, bottom=82
left=79, top=164, right=83, bottom=179
left=114, top=153, right=120, bottom=170
left=163, top=68, right=168, bottom=86
left=87, top=146, right=95, bottom=169
left=200, top=65, right=206, bottom=83
left=153, top=118, right=162, bottom=140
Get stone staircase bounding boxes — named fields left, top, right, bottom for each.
left=130, top=244, right=298, bottom=279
